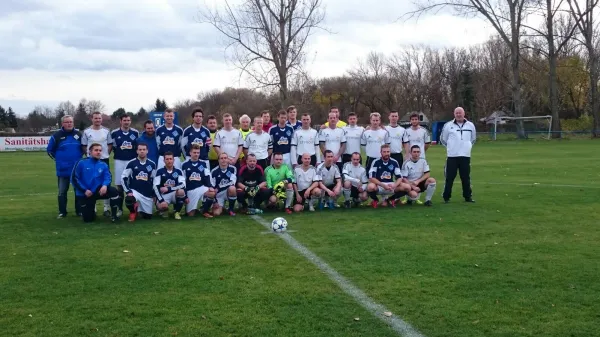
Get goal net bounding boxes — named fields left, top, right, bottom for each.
left=490, top=115, right=552, bottom=140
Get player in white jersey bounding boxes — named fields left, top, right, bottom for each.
left=291, top=113, right=321, bottom=166
left=342, top=152, right=369, bottom=208
left=81, top=111, right=113, bottom=216
left=243, top=117, right=273, bottom=169
left=319, top=111, right=346, bottom=173
left=316, top=150, right=342, bottom=209
left=402, top=145, right=436, bottom=206
left=293, top=153, right=322, bottom=212
left=404, top=112, right=431, bottom=159
left=361, top=112, right=390, bottom=171
left=213, top=113, right=244, bottom=168
left=385, top=110, right=409, bottom=163
left=342, top=112, right=364, bottom=165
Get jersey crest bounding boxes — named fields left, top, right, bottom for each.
left=163, top=136, right=175, bottom=145
left=120, top=141, right=133, bottom=150
left=189, top=172, right=202, bottom=181
left=164, top=179, right=176, bottom=187
left=192, top=138, right=204, bottom=147
left=136, top=171, right=149, bottom=181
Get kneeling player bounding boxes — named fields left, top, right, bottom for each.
left=342, top=152, right=369, bottom=208
left=293, top=153, right=322, bottom=212
left=237, top=154, right=270, bottom=212
left=317, top=150, right=342, bottom=209
left=265, top=152, right=295, bottom=214
left=122, top=143, right=157, bottom=221
left=211, top=152, right=238, bottom=216
left=402, top=145, right=436, bottom=206
left=367, top=144, right=411, bottom=208
left=182, top=144, right=215, bottom=217
left=154, top=152, right=187, bottom=219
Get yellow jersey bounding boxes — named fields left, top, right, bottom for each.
left=208, top=130, right=218, bottom=160
left=239, top=129, right=252, bottom=159
left=324, top=120, right=347, bottom=128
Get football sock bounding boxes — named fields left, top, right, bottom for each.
left=202, top=198, right=214, bottom=213
left=175, top=196, right=186, bottom=212
left=390, top=191, right=404, bottom=200
left=343, top=188, right=351, bottom=201
left=368, top=191, right=379, bottom=202
left=125, top=195, right=136, bottom=213
left=308, top=198, right=315, bottom=207
left=228, top=196, right=236, bottom=212
left=117, top=187, right=124, bottom=210
left=425, top=183, right=436, bottom=201
left=110, top=195, right=119, bottom=217
left=285, top=188, right=294, bottom=208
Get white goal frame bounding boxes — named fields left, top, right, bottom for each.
left=492, top=115, right=552, bottom=140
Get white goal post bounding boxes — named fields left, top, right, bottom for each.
left=492, top=115, right=552, bottom=140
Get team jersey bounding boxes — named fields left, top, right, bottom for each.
left=361, top=128, right=390, bottom=158
left=264, top=165, right=294, bottom=188
left=402, top=158, right=430, bottom=181
left=316, top=162, right=341, bottom=187
left=342, top=125, right=364, bottom=155
left=342, top=162, right=368, bottom=188
left=405, top=127, right=431, bottom=159
left=291, top=128, right=320, bottom=157
left=211, top=165, right=237, bottom=192
left=238, top=165, right=265, bottom=188
left=239, top=129, right=252, bottom=160
left=269, top=125, right=294, bottom=154
left=319, top=127, right=346, bottom=162
left=111, top=128, right=139, bottom=161
left=368, top=158, right=402, bottom=183
left=182, top=125, right=212, bottom=159
left=294, top=166, right=321, bottom=191
left=82, top=126, right=112, bottom=159
left=243, top=131, right=272, bottom=160
left=286, top=120, right=302, bottom=130
left=208, top=130, right=218, bottom=160
left=156, top=124, right=184, bottom=157
left=122, top=158, right=157, bottom=198
left=385, top=125, right=408, bottom=154
left=213, top=128, right=244, bottom=158
left=324, top=120, right=347, bottom=128
left=181, top=159, right=212, bottom=190
left=154, top=167, right=185, bottom=202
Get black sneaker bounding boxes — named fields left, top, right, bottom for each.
left=406, top=199, right=413, bottom=205
left=344, top=200, right=351, bottom=209
left=103, top=210, right=111, bottom=217
left=444, top=199, right=450, bottom=204
left=465, top=198, right=476, bottom=203
left=111, top=216, right=120, bottom=223
left=424, top=200, right=432, bottom=207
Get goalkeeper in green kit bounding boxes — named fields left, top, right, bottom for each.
left=265, top=152, right=295, bottom=214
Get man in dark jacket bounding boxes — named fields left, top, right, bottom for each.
left=137, top=120, right=159, bottom=164
left=47, top=115, right=84, bottom=218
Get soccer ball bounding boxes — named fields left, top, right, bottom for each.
left=271, top=217, right=288, bottom=233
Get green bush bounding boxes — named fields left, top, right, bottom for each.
left=561, top=115, right=593, bottom=131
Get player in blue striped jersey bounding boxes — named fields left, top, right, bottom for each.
left=367, top=144, right=411, bottom=208
left=285, top=105, right=302, bottom=130
left=181, top=107, right=211, bottom=166
left=269, top=110, right=294, bottom=169
left=182, top=144, right=216, bottom=217
left=121, top=143, right=157, bottom=222
left=210, top=153, right=238, bottom=216
left=154, top=152, right=186, bottom=220
left=156, top=108, right=184, bottom=170
left=111, top=114, right=139, bottom=215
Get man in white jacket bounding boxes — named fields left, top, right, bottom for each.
left=440, top=107, right=476, bottom=203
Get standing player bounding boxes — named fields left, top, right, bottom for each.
left=111, top=114, right=139, bottom=216
left=181, top=144, right=215, bottom=218
left=405, top=113, right=431, bottom=159
left=402, top=145, right=436, bottom=206
left=156, top=108, right=184, bottom=170
left=361, top=112, right=390, bottom=170
left=292, top=153, right=322, bottom=212
left=121, top=143, right=157, bottom=222
left=181, top=107, right=212, bottom=167
left=71, top=143, right=120, bottom=223
left=265, top=153, right=295, bottom=214
left=211, top=153, right=239, bottom=216
left=367, top=144, right=411, bottom=208
left=154, top=152, right=186, bottom=219
left=319, top=111, right=346, bottom=173
left=238, top=114, right=252, bottom=166
left=285, top=105, right=302, bottom=130
left=81, top=111, right=113, bottom=217
left=386, top=110, right=409, bottom=163
left=138, top=120, right=159, bottom=164
left=316, top=150, right=342, bottom=209
left=269, top=110, right=295, bottom=168
left=206, top=115, right=219, bottom=169
left=213, top=113, right=244, bottom=168
left=236, top=154, right=270, bottom=212
left=342, top=152, right=369, bottom=208
left=261, top=110, right=273, bottom=132
left=291, top=113, right=321, bottom=167
left=243, top=117, right=273, bottom=169
left=342, top=112, right=364, bottom=165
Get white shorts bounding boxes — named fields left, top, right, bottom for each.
left=114, top=159, right=129, bottom=185
left=185, top=157, right=209, bottom=169
left=377, top=182, right=396, bottom=195
left=157, top=156, right=182, bottom=170
left=186, top=186, right=209, bottom=213
left=159, top=191, right=177, bottom=205
left=131, top=190, right=154, bottom=214
left=215, top=189, right=229, bottom=207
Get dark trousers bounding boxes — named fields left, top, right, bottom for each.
left=58, top=176, right=80, bottom=215
left=443, top=156, right=472, bottom=200
left=237, top=187, right=271, bottom=208
left=256, top=158, right=269, bottom=170
left=77, top=186, right=120, bottom=222
left=342, top=154, right=352, bottom=165
left=366, top=157, right=377, bottom=171
left=209, top=159, right=219, bottom=170
left=391, top=153, right=404, bottom=165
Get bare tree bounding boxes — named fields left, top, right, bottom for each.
left=199, top=0, right=326, bottom=107
left=405, top=0, right=533, bottom=138
left=567, top=0, right=600, bottom=137
left=86, top=100, right=106, bottom=114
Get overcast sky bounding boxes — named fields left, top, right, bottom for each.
left=0, top=0, right=495, bottom=116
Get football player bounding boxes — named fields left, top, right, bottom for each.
left=181, top=144, right=215, bottom=218
left=385, top=110, right=409, bottom=163
left=292, top=153, right=322, bottom=212
left=402, top=145, right=436, bottom=206
left=121, top=143, right=157, bottom=221
left=367, top=144, right=411, bottom=208
left=213, top=113, right=244, bottom=168
left=316, top=150, right=342, bottom=209
left=265, top=152, right=295, bottom=214
left=156, top=108, right=184, bottom=170
left=291, top=113, right=321, bottom=167
left=342, top=152, right=369, bottom=208
left=154, top=152, right=186, bottom=219
left=361, top=112, right=390, bottom=171
left=342, top=112, right=364, bottom=165
left=111, top=113, right=139, bottom=216
left=319, top=111, right=346, bottom=174
left=236, top=154, right=270, bottom=212
left=269, top=109, right=295, bottom=169
left=243, top=117, right=273, bottom=169
left=182, top=107, right=212, bottom=167
left=210, top=152, right=239, bottom=216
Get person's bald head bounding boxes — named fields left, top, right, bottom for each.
left=454, top=107, right=465, bottom=122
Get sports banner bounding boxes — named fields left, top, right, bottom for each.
left=0, top=136, right=51, bottom=151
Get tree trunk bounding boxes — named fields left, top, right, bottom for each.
left=547, top=0, right=561, bottom=139
left=279, top=72, right=288, bottom=108
left=510, top=15, right=526, bottom=138
left=590, top=48, right=600, bottom=138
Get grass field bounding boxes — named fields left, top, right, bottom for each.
left=1, top=140, right=599, bottom=337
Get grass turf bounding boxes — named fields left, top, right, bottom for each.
left=1, top=139, right=599, bottom=336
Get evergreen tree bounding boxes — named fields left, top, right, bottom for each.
left=75, top=101, right=88, bottom=130
left=7, top=108, right=17, bottom=128
left=154, top=98, right=162, bottom=112
left=161, top=99, right=168, bottom=111
left=0, top=105, right=6, bottom=127
left=112, top=107, right=127, bottom=120
left=459, top=62, right=475, bottom=118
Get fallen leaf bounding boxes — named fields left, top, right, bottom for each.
left=383, top=312, right=393, bottom=317
left=354, top=317, right=360, bottom=321
left=472, top=320, right=479, bottom=324
left=496, top=210, right=500, bottom=213
left=28, top=314, right=33, bottom=317
left=123, top=250, right=129, bottom=253
left=494, top=242, right=498, bottom=245
left=475, top=264, right=479, bottom=267
left=53, top=232, right=58, bottom=234
left=201, top=315, right=206, bottom=319
left=154, top=232, right=160, bottom=235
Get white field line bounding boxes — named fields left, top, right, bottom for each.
left=0, top=192, right=55, bottom=198
left=250, top=215, right=425, bottom=337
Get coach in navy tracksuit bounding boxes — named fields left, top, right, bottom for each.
left=138, top=120, right=159, bottom=164
left=47, top=115, right=84, bottom=218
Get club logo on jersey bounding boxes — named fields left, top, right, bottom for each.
left=191, top=138, right=204, bottom=147
left=219, top=179, right=231, bottom=188
left=130, top=134, right=136, bottom=140
left=226, top=171, right=232, bottom=178
left=381, top=171, right=392, bottom=180
left=164, top=179, right=176, bottom=187
left=189, top=172, right=202, bottom=181
left=200, top=132, right=206, bottom=137
left=286, top=131, right=291, bottom=136
left=136, top=171, right=149, bottom=181
left=98, top=168, right=102, bottom=173
left=74, top=135, right=79, bottom=140
left=146, top=165, right=152, bottom=171
left=163, top=136, right=175, bottom=145
left=172, top=172, right=178, bottom=178
left=278, top=138, right=289, bottom=145
left=388, top=165, right=394, bottom=170
left=172, top=131, right=179, bottom=137
left=120, top=141, right=133, bottom=150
